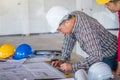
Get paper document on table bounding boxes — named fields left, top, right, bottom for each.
left=0, top=59, right=26, bottom=71
left=0, top=60, right=35, bottom=80
left=0, top=70, right=35, bottom=80
left=0, top=59, right=66, bottom=80
left=23, top=62, right=66, bottom=79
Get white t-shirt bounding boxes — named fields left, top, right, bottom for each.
left=92, top=8, right=119, bottom=29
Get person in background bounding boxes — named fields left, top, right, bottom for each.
left=117, top=11, right=120, bottom=75
left=94, top=0, right=120, bottom=30
left=46, top=6, right=117, bottom=72
left=95, top=0, right=120, bottom=75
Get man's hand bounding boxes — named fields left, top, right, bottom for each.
left=60, top=62, right=72, bottom=72
left=51, top=60, right=64, bottom=67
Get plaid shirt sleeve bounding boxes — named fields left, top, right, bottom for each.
left=61, top=27, right=103, bottom=71
left=60, top=34, right=76, bottom=61
left=72, top=27, right=104, bottom=71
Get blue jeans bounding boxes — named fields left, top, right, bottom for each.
left=102, top=54, right=117, bottom=71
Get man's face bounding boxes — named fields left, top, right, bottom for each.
left=105, top=1, right=120, bottom=12
left=57, top=17, right=75, bottom=34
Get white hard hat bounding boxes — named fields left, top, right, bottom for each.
left=88, top=62, right=114, bottom=80
left=75, top=69, right=88, bottom=80
left=46, top=6, right=69, bottom=33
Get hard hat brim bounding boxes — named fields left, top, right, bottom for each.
left=96, top=0, right=110, bottom=5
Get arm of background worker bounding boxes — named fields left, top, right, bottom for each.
left=118, top=30, right=120, bottom=61
left=61, top=34, right=76, bottom=61
left=72, top=27, right=103, bottom=71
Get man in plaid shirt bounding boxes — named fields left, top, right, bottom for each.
left=46, top=6, right=117, bottom=72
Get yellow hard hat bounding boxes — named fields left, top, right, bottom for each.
left=96, top=0, right=110, bottom=5
left=0, top=43, right=15, bottom=59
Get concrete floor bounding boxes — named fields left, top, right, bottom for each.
left=0, top=33, right=83, bottom=62
left=0, top=33, right=120, bottom=80
left=0, top=33, right=64, bottom=50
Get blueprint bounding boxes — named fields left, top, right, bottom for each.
left=0, top=59, right=66, bottom=80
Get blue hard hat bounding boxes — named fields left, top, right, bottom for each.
left=13, top=44, right=34, bottom=60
